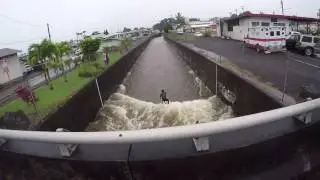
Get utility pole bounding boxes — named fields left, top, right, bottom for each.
left=281, top=0, right=284, bottom=15
left=317, top=9, right=320, bottom=35
left=47, top=23, right=51, bottom=41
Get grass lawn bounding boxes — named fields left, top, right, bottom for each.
left=0, top=51, right=121, bottom=125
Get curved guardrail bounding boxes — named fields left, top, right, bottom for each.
left=0, top=98, right=319, bottom=144
left=0, top=98, right=320, bottom=161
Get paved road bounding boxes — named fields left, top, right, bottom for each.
left=0, top=65, right=77, bottom=105
left=124, top=36, right=199, bottom=102
left=181, top=37, right=320, bottom=98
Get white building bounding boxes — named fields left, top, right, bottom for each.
left=0, top=48, right=22, bottom=84
left=185, top=18, right=217, bottom=34
left=217, top=12, right=320, bottom=41
left=105, top=29, right=153, bottom=40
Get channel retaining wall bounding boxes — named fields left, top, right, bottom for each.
left=165, top=35, right=286, bottom=116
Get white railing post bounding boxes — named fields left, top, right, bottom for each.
left=56, top=128, right=78, bottom=157
left=215, top=64, right=218, bottom=95
left=95, top=78, right=104, bottom=107
left=0, top=139, right=6, bottom=148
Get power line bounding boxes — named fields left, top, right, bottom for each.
left=0, top=13, right=43, bottom=28
left=0, top=37, right=45, bottom=45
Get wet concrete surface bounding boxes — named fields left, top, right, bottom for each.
left=180, top=37, right=320, bottom=98
left=125, top=37, right=199, bottom=103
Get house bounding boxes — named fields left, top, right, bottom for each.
left=217, top=12, right=320, bottom=41
left=0, top=48, right=22, bottom=84
left=185, top=18, right=217, bottom=35
left=98, top=38, right=122, bottom=52
left=91, top=33, right=108, bottom=40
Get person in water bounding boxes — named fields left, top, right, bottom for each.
left=160, top=89, right=170, bottom=104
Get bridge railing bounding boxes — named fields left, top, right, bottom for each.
left=1, top=98, right=320, bottom=161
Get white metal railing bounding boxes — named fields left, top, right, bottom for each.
left=0, top=98, right=319, bottom=145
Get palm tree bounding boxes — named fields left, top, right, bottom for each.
left=28, top=43, right=50, bottom=88
left=28, top=39, right=57, bottom=90
left=49, top=61, right=61, bottom=77
left=120, top=38, right=132, bottom=54
left=40, top=39, right=57, bottom=89
left=65, top=58, right=72, bottom=71
left=56, top=41, right=71, bottom=82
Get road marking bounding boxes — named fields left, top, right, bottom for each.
left=290, top=58, right=320, bottom=69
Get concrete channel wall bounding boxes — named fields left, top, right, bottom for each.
left=38, top=35, right=159, bottom=131
left=165, top=36, right=286, bottom=116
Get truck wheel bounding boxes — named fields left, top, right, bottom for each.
left=256, top=45, right=261, bottom=53
left=304, top=47, right=313, bottom=56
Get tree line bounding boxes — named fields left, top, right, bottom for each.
left=27, top=37, right=102, bottom=90
left=152, top=12, right=186, bottom=33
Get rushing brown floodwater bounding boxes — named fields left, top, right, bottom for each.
left=87, top=37, right=233, bottom=131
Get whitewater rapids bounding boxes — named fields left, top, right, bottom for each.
left=86, top=92, right=233, bottom=131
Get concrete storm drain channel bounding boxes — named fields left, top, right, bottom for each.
left=87, top=37, right=233, bottom=131
left=1, top=35, right=320, bottom=179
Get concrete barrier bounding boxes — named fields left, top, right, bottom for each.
left=37, top=35, right=159, bottom=131
left=164, top=35, right=291, bottom=116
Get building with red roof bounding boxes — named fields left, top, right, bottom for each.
left=217, top=11, right=320, bottom=41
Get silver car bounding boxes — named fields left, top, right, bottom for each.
left=315, top=43, right=320, bottom=55
left=294, top=35, right=320, bottom=56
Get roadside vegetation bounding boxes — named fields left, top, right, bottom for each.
left=0, top=36, right=122, bottom=125
left=0, top=52, right=120, bottom=124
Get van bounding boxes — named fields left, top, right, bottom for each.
left=286, top=34, right=320, bottom=56
left=245, top=26, right=287, bottom=53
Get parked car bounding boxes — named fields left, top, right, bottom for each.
left=314, top=43, right=320, bottom=55
left=286, top=34, right=320, bottom=56
left=23, top=65, right=34, bottom=75
left=286, top=31, right=301, bottom=39
left=177, top=28, right=184, bottom=35
left=286, top=34, right=300, bottom=49
left=194, top=32, right=203, bottom=37
left=75, top=49, right=82, bottom=55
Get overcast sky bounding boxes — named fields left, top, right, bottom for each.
left=0, top=0, right=319, bottom=52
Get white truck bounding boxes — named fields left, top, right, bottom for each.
left=245, top=26, right=287, bottom=54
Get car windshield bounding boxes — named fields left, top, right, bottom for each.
left=289, top=35, right=298, bottom=40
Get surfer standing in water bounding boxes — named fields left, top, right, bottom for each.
left=160, top=89, right=170, bottom=104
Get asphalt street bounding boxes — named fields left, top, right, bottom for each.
left=181, top=37, right=320, bottom=98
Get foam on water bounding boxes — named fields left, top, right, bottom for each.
left=87, top=92, right=233, bottom=131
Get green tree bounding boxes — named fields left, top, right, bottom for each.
left=80, top=38, right=101, bottom=62
left=164, top=24, right=173, bottom=33
left=120, top=38, right=132, bottom=54
left=65, top=58, right=72, bottom=70
left=49, top=61, right=61, bottom=77
left=28, top=39, right=56, bottom=90
left=103, top=29, right=109, bottom=35
left=176, top=12, right=186, bottom=25
left=56, top=41, right=71, bottom=82
left=153, top=18, right=176, bottom=31
left=123, top=27, right=131, bottom=32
